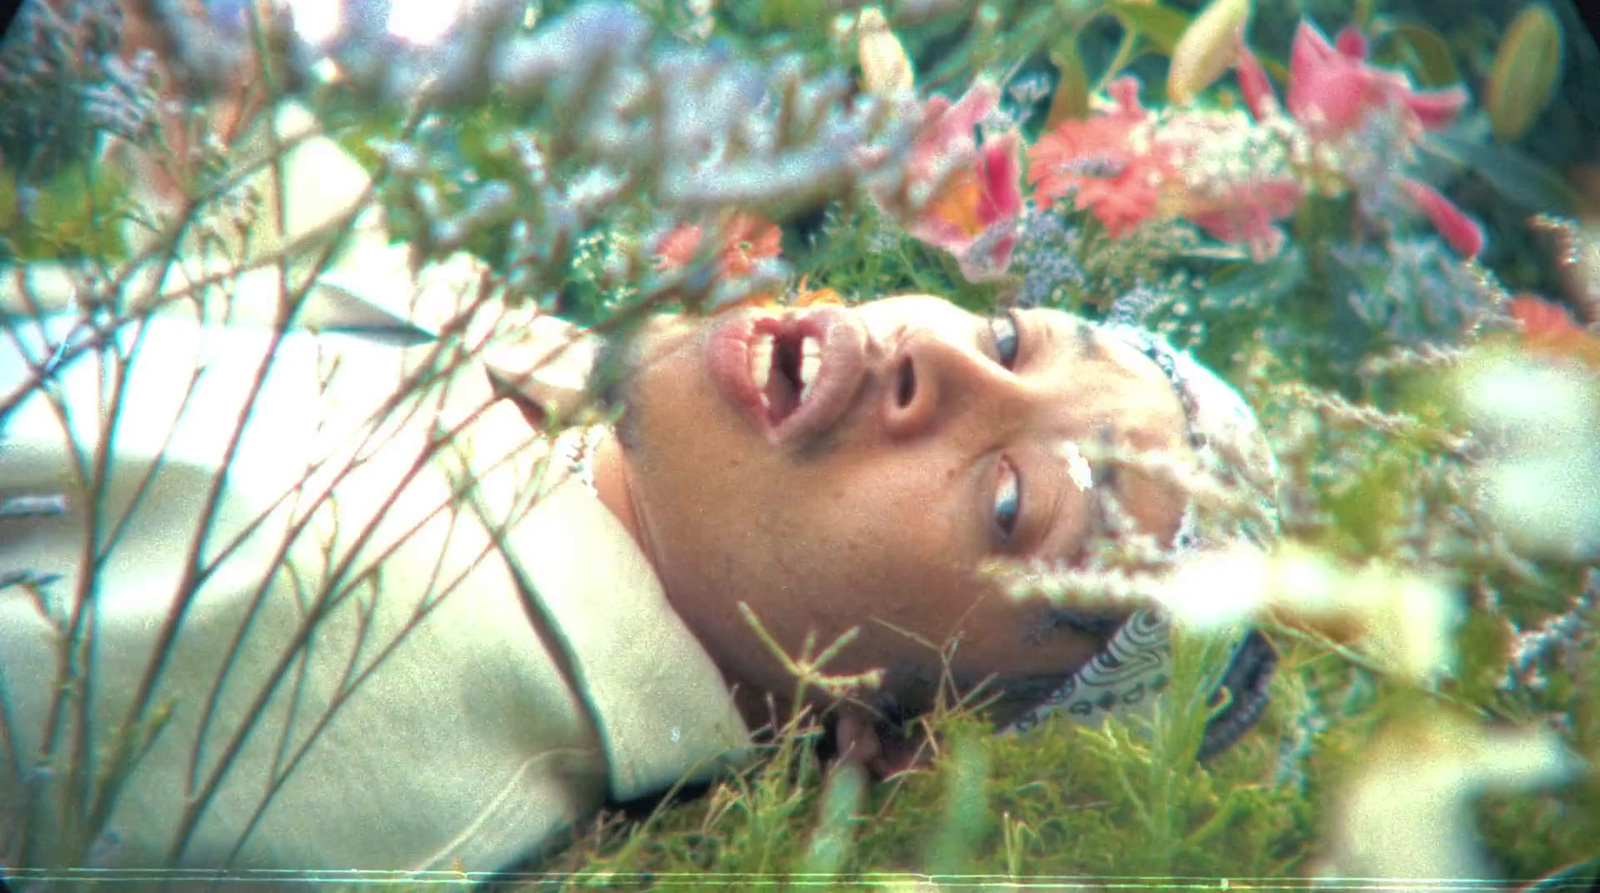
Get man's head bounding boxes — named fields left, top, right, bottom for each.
left=600, top=294, right=1223, bottom=728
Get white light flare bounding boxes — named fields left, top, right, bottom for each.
left=388, top=0, right=466, bottom=46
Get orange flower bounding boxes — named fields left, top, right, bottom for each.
left=654, top=222, right=705, bottom=270
left=793, top=277, right=844, bottom=307
left=1510, top=294, right=1600, bottom=368
left=655, top=212, right=783, bottom=278
left=655, top=212, right=785, bottom=315
left=1027, top=77, right=1173, bottom=239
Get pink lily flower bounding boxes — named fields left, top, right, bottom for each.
left=1399, top=178, right=1486, bottom=258
left=1284, top=21, right=1469, bottom=140
left=909, top=129, right=1023, bottom=282
left=1231, top=22, right=1484, bottom=258
left=869, top=79, right=1024, bottom=281
left=1234, top=39, right=1280, bottom=121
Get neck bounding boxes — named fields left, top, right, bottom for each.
left=590, top=431, right=647, bottom=557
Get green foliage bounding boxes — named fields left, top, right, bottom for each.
left=0, top=162, right=133, bottom=262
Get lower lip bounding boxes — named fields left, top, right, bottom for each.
left=705, top=308, right=865, bottom=446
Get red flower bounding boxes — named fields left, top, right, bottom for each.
left=1027, top=76, right=1171, bottom=238
left=1283, top=21, right=1468, bottom=140
left=1399, top=178, right=1486, bottom=259
left=1510, top=294, right=1600, bottom=367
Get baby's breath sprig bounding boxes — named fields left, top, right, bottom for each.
left=1277, top=382, right=1474, bottom=459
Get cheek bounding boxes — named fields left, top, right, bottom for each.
left=778, top=464, right=975, bottom=615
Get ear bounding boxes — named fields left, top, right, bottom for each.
left=831, top=705, right=935, bottom=780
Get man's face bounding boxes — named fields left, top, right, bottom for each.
left=613, top=295, right=1193, bottom=712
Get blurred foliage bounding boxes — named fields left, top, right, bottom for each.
left=0, top=162, right=133, bottom=261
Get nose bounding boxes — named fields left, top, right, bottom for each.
left=878, top=327, right=1025, bottom=442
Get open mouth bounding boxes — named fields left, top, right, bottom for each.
left=749, top=329, right=822, bottom=427
left=705, top=305, right=868, bottom=447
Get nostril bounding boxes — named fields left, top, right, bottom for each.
left=895, top=356, right=916, bottom=408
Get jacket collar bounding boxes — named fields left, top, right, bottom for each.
left=437, top=400, right=752, bottom=804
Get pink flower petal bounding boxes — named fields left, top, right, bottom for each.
left=1235, top=39, right=1280, bottom=120
left=904, top=214, right=974, bottom=252
left=975, top=130, right=1023, bottom=224
left=1106, top=75, right=1148, bottom=120
left=1287, top=18, right=1469, bottom=141
left=1334, top=26, right=1369, bottom=60
left=1400, top=178, right=1485, bottom=258
left=956, top=224, right=1019, bottom=282
left=1405, top=85, right=1470, bottom=131
left=1290, top=20, right=1341, bottom=83
left=1295, top=62, right=1384, bottom=135
left=1190, top=208, right=1287, bottom=261
left=937, top=79, right=1000, bottom=140
left=1184, top=177, right=1301, bottom=260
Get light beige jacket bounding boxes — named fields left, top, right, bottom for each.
left=0, top=291, right=750, bottom=886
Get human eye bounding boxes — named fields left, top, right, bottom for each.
left=988, top=309, right=1021, bottom=369
left=995, top=456, right=1022, bottom=541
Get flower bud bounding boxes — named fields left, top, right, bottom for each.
left=1167, top=0, right=1251, bottom=105
left=857, top=7, right=915, bottom=96
left=1487, top=3, right=1563, bottom=143
left=1234, top=38, right=1278, bottom=120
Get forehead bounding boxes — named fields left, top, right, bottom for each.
left=1014, top=308, right=1195, bottom=557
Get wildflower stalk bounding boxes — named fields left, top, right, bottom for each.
left=738, top=602, right=886, bottom=703
left=1278, top=382, right=1473, bottom=458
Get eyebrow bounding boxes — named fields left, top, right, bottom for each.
left=1013, top=319, right=1126, bottom=565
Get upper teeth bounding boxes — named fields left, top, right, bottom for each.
left=749, top=334, right=823, bottom=405
left=798, top=338, right=821, bottom=403
left=751, top=335, right=775, bottom=392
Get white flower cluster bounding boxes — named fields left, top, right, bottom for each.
left=1145, top=106, right=1297, bottom=208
